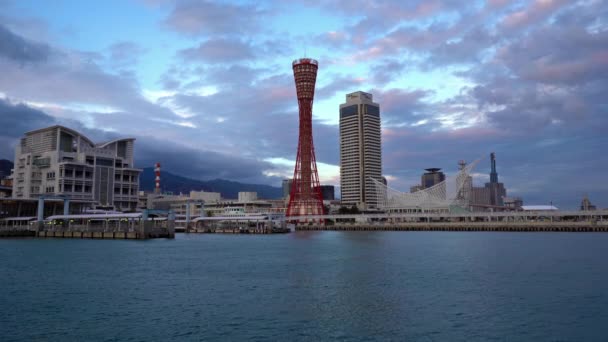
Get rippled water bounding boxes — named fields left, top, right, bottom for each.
left=1, top=232, right=608, bottom=341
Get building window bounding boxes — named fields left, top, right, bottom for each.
left=365, top=104, right=380, bottom=116
left=340, top=105, right=358, bottom=118
left=96, top=157, right=114, bottom=167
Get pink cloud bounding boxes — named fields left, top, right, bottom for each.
left=500, top=0, right=569, bottom=30
left=522, top=49, right=608, bottom=83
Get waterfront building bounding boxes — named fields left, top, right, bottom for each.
left=465, top=153, right=508, bottom=210
left=484, top=153, right=506, bottom=206
left=0, top=184, right=12, bottom=198
left=580, top=195, right=596, bottom=211
left=339, top=91, right=382, bottom=210
left=189, top=190, right=221, bottom=203
left=410, top=185, right=423, bottom=193
left=282, top=179, right=293, bottom=200
left=145, top=191, right=284, bottom=218
left=12, top=126, right=140, bottom=211
left=238, top=192, right=258, bottom=202
left=503, top=197, right=523, bottom=210
left=319, top=185, right=335, bottom=201
left=421, top=168, right=446, bottom=189
left=0, top=175, right=13, bottom=198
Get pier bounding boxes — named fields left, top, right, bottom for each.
left=0, top=212, right=175, bottom=239
left=297, top=221, right=608, bottom=232
left=290, top=209, right=608, bottom=232
left=185, top=215, right=290, bottom=234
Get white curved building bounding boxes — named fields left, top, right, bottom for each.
left=371, top=159, right=480, bottom=213
left=12, top=125, right=141, bottom=211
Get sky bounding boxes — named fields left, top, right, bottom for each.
left=0, top=0, right=606, bottom=209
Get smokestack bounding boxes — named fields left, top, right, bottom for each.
left=154, top=163, right=161, bottom=194
left=490, top=153, right=498, bottom=183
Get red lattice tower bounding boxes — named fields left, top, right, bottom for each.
left=286, top=58, right=325, bottom=220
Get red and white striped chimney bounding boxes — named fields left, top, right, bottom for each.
left=154, top=163, right=161, bottom=194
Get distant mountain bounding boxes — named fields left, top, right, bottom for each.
left=139, top=167, right=283, bottom=200
left=0, top=159, right=13, bottom=179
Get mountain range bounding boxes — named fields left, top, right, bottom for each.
left=139, top=167, right=283, bottom=199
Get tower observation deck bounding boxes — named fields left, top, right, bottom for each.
left=286, top=58, right=324, bottom=220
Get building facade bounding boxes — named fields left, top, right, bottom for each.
left=282, top=179, right=293, bottom=200
left=12, top=125, right=141, bottom=211
left=421, top=168, right=446, bottom=189
left=464, top=153, right=508, bottom=210
left=339, top=91, right=382, bottom=210
left=319, top=185, right=335, bottom=201
left=189, top=190, right=221, bottom=203
left=238, top=191, right=258, bottom=202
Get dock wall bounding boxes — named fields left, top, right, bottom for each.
left=296, top=221, right=608, bottom=232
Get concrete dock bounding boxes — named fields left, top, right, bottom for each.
left=0, top=212, right=175, bottom=239
left=291, top=209, right=608, bottom=232
left=296, top=221, right=608, bottom=232
left=188, top=226, right=290, bottom=234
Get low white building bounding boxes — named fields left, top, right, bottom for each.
left=238, top=191, right=257, bottom=202
left=12, top=125, right=141, bottom=211
left=190, top=190, right=221, bottom=203
left=521, top=205, right=559, bottom=211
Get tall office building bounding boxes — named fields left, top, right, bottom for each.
left=421, top=168, right=446, bottom=189
left=469, top=153, right=507, bottom=208
left=484, top=152, right=506, bottom=206
left=319, top=185, right=335, bottom=201
left=12, top=125, right=141, bottom=211
left=339, top=91, right=382, bottom=210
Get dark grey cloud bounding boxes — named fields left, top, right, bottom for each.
left=460, top=4, right=608, bottom=134
left=0, top=24, right=50, bottom=63
left=372, top=88, right=434, bottom=126
left=0, top=99, right=283, bottom=185
left=496, top=26, right=608, bottom=86
left=426, top=26, right=497, bottom=67
left=0, top=25, right=180, bottom=127
left=163, top=0, right=265, bottom=36
left=135, top=137, right=282, bottom=184
left=178, top=37, right=293, bottom=65
left=369, top=59, right=408, bottom=85
left=316, top=75, right=365, bottom=100
left=310, top=0, right=469, bottom=44
left=498, top=0, right=571, bottom=33
left=107, top=41, right=146, bottom=68
left=0, top=98, right=55, bottom=158
left=179, top=38, right=254, bottom=63
left=204, top=64, right=262, bottom=87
